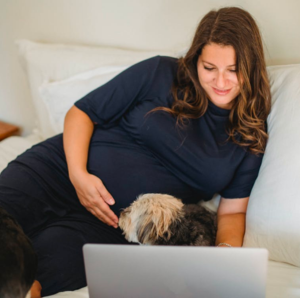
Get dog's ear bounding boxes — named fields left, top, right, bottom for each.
left=136, top=207, right=180, bottom=244
left=128, top=194, right=184, bottom=244
left=137, top=218, right=156, bottom=244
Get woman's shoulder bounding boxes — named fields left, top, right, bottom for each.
left=155, top=55, right=179, bottom=70
left=122, top=55, right=178, bottom=85
left=135, top=55, right=178, bottom=73
left=147, top=55, right=179, bottom=86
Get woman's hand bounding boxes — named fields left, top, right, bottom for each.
left=70, top=171, right=119, bottom=228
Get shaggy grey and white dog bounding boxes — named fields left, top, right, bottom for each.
left=119, top=193, right=217, bottom=246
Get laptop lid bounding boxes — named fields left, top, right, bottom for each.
left=83, top=244, right=268, bottom=298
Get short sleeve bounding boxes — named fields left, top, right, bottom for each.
left=220, top=151, right=264, bottom=199
left=74, top=55, right=161, bottom=128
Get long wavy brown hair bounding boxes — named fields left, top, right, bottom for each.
left=147, top=7, right=271, bottom=155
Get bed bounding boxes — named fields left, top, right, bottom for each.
left=0, top=37, right=300, bottom=297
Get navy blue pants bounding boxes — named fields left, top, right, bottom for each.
left=0, top=158, right=136, bottom=297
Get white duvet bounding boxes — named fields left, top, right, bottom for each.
left=46, top=260, right=300, bottom=298
left=1, top=135, right=300, bottom=298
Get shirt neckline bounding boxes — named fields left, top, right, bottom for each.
left=207, top=99, right=231, bottom=117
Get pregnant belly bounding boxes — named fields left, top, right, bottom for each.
left=87, top=142, right=195, bottom=215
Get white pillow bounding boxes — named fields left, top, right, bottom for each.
left=15, top=39, right=179, bottom=139
left=38, top=65, right=129, bottom=133
left=243, top=64, right=300, bottom=267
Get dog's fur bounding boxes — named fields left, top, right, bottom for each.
left=119, top=193, right=217, bottom=246
left=0, top=207, right=38, bottom=297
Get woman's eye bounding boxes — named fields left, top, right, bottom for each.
left=203, top=66, right=237, bottom=73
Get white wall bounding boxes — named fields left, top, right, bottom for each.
left=1, top=0, right=300, bottom=136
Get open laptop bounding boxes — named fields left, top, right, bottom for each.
left=83, top=244, right=268, bottom=298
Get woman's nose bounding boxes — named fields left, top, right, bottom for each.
left=215, top=72, right=227, bottom=89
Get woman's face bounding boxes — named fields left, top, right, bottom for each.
left=197, top=43, right=241, bottom=110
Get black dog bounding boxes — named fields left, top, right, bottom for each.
left=0, top=207, right=38, bottom=297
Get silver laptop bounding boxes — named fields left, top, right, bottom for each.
left=83, top=244, right=268, bottom=298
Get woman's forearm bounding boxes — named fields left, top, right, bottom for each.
left=63, top=105, right=94, bottom=182
left=63, top=106, right=118, bottom=226
left=215, top=213, right=246, bottom=247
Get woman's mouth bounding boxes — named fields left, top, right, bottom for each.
left=212, top=87, right=232, bottom=95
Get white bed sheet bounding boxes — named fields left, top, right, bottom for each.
left=0, top=133, right=42, bottom=172
left=1, top=136, right=300, bottom=298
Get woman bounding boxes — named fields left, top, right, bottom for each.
left=0, top=6, right=271, bottom=297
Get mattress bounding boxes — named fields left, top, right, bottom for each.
left=1, top=135, right=300, bottom=298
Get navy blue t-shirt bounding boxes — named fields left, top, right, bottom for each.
left=73, top=55, right=263, bottom=212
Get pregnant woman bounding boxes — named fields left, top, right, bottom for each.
left=0, top=6, right=271, bottom=297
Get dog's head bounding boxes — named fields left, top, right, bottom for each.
left=119, top=193, right=184, bottom=244
left=0, top=207, right=38, bottom=297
